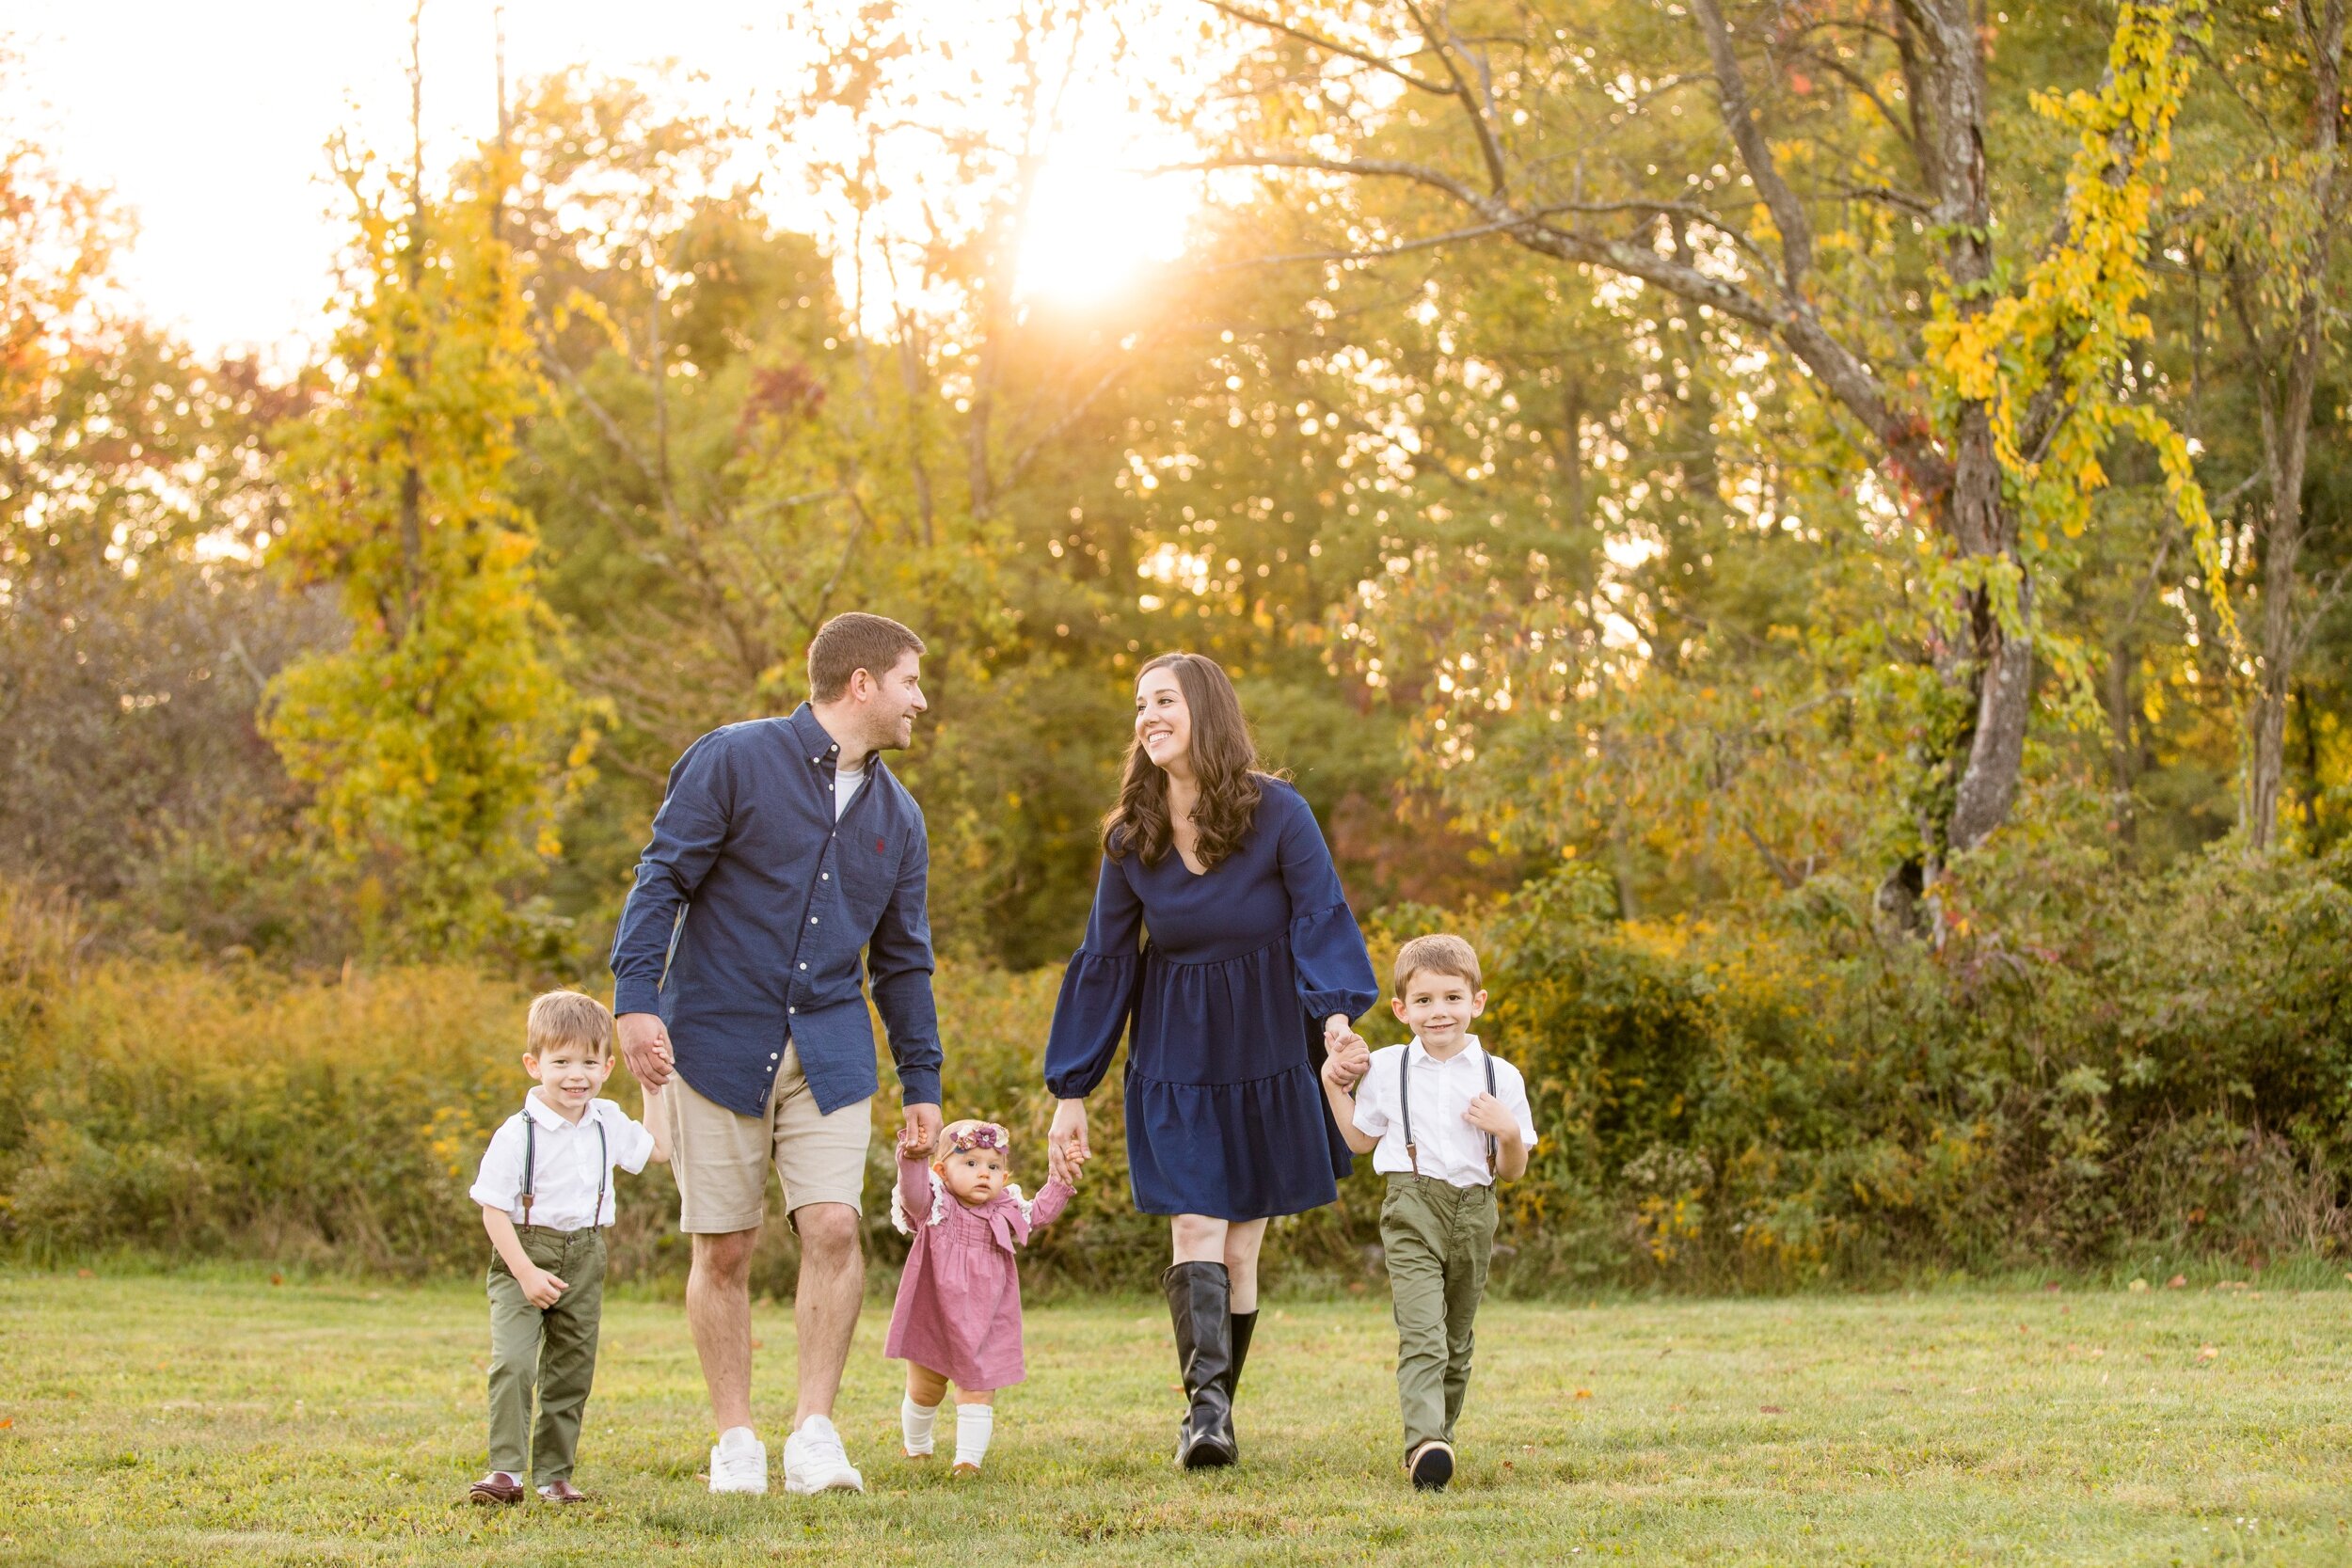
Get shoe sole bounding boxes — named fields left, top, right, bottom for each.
left=784, top=1474, right=866, bottom=1495
left=1408, top=1445, right=1454, bottom=1492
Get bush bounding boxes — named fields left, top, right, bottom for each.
left=6, top=841, right=2349, bottom=1294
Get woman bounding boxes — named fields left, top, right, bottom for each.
left=1044, top=652, right=1376, bottom=1468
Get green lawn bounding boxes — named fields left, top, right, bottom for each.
left=2, top=1270, right=2347, bottom=1565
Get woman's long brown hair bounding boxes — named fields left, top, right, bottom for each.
left=1103, top=652, right=1266, bottom=870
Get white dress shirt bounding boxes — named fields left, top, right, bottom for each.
left=1350, top=1036, right=1537, bottom=1188
left=469, top=1093, right=657, bottom=1230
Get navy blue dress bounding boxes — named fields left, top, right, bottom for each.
left=1044, top=777, right=1378, bottom=1220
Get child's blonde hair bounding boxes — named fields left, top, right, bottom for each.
left=1391, top=933, right=1483, bottom=997
left=930, top=1118, right=1011, bottom=1166
left=527, top=990, right=615, bottom=1060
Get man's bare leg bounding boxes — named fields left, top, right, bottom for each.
left=688, top=1228, right=761, bottom=1432
left=790, top=1202, right=864, bottom=1427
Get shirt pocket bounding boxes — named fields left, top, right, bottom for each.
left=833, top=821, right=906, bottom=930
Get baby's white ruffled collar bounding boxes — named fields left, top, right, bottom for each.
left=889, top=1171, right=1033, bottom=1234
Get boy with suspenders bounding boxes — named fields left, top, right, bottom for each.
left=1318, top=935, right=1537, bottom=1492
left=465, top=991, right=670, bottom=1504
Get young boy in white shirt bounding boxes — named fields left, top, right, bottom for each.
left=465, top=990, right=669, bottom=1505
left=1321, top=934, right=1536, bottom=1493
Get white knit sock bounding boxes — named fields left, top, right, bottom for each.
left=901, top=1395, right=940, bottom=1456
left=953, top=1404, right=993, bottom=1469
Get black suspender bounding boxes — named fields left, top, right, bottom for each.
left=1398, top=1047, right=1499, bottom=1179
left=517, top=1110, right=608, bottom=1228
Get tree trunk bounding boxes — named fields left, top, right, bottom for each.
left=2241, top=0, right=2343, bottom=852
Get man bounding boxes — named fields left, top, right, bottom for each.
left=611, top=612, right=943, bottom=1497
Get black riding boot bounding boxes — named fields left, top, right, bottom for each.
left=1229, top=1307, right=1258, bottom=1397
left=1162, top=1261, right=1236, bottom=1468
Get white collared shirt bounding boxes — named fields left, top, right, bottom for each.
left=1350, top=1036, right=1538, bottom=1188
left=469, top=1093, right=657, bottom=1230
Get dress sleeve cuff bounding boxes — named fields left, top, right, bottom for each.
left=1290, top=902, right=1378, bottom=1021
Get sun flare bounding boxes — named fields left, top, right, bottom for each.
left=1011, top=155, right=1191, bottom=307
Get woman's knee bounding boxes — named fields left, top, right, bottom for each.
left=1221, top=1218, right=1267, bottom=1270
left=1169, top=1213, right=1227, bottom=1260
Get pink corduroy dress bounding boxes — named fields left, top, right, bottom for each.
left=883, top=1154, right=1073, bottom=1390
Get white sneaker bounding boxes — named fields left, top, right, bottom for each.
left=783, top=1415, right=866, bottom=1495
left=708, top=1428, right=768, bottom=1495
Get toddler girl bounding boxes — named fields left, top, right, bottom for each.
left=884, top=1117, right=1079, bottom=1474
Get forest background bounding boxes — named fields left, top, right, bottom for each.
left=3, top=0, right=2348, bottom=1298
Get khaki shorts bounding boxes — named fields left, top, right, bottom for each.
left=666, top=1044, right=872, bottom=1233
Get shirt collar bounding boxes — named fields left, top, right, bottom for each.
left=1406, top=1034, right=1484, bottom=1069
left=784, top=703, right=888, bottom=783
left=523, top=1090, right=594, bottom=1131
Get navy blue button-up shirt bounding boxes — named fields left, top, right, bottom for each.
left=609, top=705, right=942, bottom=1117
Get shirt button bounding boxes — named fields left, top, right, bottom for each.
left=821, top=873, right=829, bottom=880
left=770, top=1053, right=779, bottom=1061
left=788, top=1006, right=797, bottom=1014
left=798, top=962, right=808, bottom=970
left=809, top=916, right=818, bottom=925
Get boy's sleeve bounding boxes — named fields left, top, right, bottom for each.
left=469, top=1118, right=522, bottom=1212
left=1350, top=1052, right=1392, bottom=1139
left=603, top=1102, right=657, bottom=1175
left=1502, top=1062, right=1538, bottom=1149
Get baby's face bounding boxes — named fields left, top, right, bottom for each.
left=938, top=1146, right=1009, bottom=1206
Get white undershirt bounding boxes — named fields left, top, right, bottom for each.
left=834, top=759, right=866, bottom=819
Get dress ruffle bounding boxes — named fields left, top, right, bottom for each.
left=1124, top=1064, right=1352, bottom=1218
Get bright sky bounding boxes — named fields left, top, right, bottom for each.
left=13, top=1, right=1202, bottom=361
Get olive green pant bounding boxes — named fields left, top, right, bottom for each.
left=1379, top=1174, right=1496, bottom=1453
left=485, top=1226, right=606, bottom=1485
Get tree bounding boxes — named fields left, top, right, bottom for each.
left=264, top=29, right=595, bottom=955
left=1200, top=0, right=2223, bottom=906
left=2191, top=0, right=2347, bottom=850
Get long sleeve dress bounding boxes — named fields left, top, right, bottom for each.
left=883, top=1153, right=1073, bottom=1390
left=1043, top=776, right=1379, bottom=1220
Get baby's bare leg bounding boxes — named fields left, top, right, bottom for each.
left=906, top=1363, right=949, bottom=1406
left=951, top=1386, right=994, bottom=1406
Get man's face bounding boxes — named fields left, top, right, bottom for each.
left=854, top=652, right=928, bottom=752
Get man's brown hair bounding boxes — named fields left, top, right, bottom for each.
left=806, top=612, right=925, bottom=703
left=527, top=990, right=615, bottom=1059
left=1392, top=933, right=1482, bottom=998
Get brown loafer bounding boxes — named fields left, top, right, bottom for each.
left=468, top=1473, right=526, bottom=1505
left=537, top=1479, right=589, bottom=1504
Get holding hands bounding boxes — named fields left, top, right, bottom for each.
left=1322, top=1013, right=1372, bottom=1092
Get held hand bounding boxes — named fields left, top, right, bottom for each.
left=519, top=1266, right=568, bottom=1309
left=901, top=1101, right=943, bottom=1158
left=616, top=1012, right=675, bottom=1090
left=1047, top=1099, right=1090, bottom=1184
left=1463, top=1092, right=1516, bottom=1138
left=1327, top=1034, right=1373, bottom=1089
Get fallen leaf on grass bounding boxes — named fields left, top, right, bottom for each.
left=2128, top=1278, right=2149, bottom=1292
left=1758, top=1405, right=1785, bottom=1415
left=2198, top=1345, right=2218, bottom=1361
left=1573, top=1388, right=1593, bottom=1400
left=2167, top=1275, right=2187, bottom=1289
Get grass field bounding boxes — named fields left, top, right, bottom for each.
left=2, top=1270, right=2349, bottom=1565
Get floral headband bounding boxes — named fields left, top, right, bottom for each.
left=943, top=1122, right=1009, bottom=1155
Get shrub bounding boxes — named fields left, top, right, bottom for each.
left=6, top=839, right=2348, bottom=1293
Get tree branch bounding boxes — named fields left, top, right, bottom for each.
left=1690, top=0, right=1819, bottom=288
